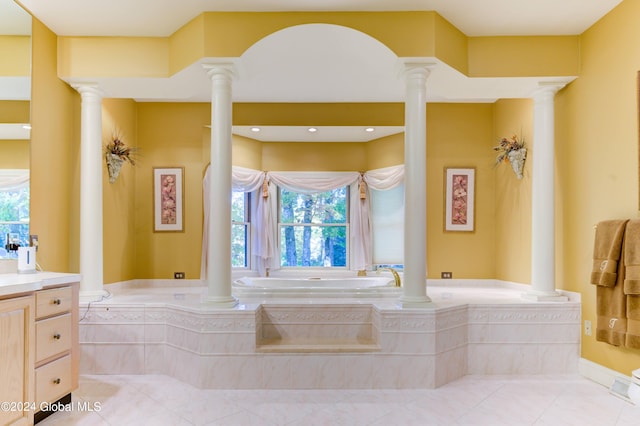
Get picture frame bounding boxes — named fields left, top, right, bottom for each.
left=153, top=167, right=184, bottom=232
left=444, top=167, right=475, bottom=232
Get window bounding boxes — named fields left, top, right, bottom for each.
left=231, top=191, right=250, bottom=268
left=279, top=187, right=348, bottom=268
left=370, top=184, right=404, bottom=265
left=0, top=185, right=29, bottom=259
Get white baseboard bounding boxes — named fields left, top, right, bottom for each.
left=579, top=357, right=630, bottom=388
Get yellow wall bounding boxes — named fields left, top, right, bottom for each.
left=58, top=37, right=169, bottom=78
left=200, top=12, right=437, bottom=58
left=129, top=102, right=496, bottom=280
left=366, top=133, right=404, bottom=169
left=262, top=142, right=367, bottom=171
left=426, top=103, right=496, bottom=278
left=0, top=101, right=30, bottom=122
left=468, top=36, right=579, bottom=77
left=57, top=13, right=578, bottom=82
left=0, top=100, right=30, bottom=170
left=102, top=99, right=138, bottom=283
left=30, top=18, right=79, bottom=273
left=0, top=140, right=29, bottom=168
left=135, top=102, right=210, bottom=279
left=493, top=99, right=533, bottom=283
left=557, top=0, right=640, bottom=375
left=0, top=35, right=30, bottom=76
left=232, top=134, right=263, bottom=170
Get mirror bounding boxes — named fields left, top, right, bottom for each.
left=0, top=0, right=31, bottom=259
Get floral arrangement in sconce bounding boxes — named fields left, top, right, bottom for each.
left=105, top=132, right=138, bottom=183
left=493, top=134, right=526, bottom=179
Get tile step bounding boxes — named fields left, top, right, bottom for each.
left=256, top=338, right=381, bottom=353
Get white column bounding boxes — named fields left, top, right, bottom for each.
left=73, top=84, right=107, bottom=303
left=203, top=63, right=237, bottom=307
left=523, top=83, right=568, bottom=302
left=400, top=61, right=435, bottom=308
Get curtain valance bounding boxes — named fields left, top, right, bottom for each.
left=201, top=165, right=404, bottom=279
left=0, top=169, right=29, bottom=192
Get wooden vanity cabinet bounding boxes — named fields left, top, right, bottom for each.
left=34, top=283, right=79, bottom=423
left=0, top=277, right=79, bottom=425
left=0, top=295, right=35, bottom=426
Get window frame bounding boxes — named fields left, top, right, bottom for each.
left=0, top=184, right=30, bottom=259
left=231, top=191, right=251, bottom=270
left=277, top=186, right=350, bottom=269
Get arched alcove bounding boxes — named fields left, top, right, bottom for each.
left=235, top=23, right=403, bottom=103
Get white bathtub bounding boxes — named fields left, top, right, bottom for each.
left=233, top=276, right=400, bottom=298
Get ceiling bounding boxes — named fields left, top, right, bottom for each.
left=15, top=0, right=623, bottom=37
left=0, top=0, right=29, bottom=35
left=4, top=0, right=624, bottom=141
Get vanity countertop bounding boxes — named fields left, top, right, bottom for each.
left=0, top=272, right=81, bottom=297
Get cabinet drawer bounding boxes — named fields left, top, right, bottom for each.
left=36, top=287, right=72, bottom=319
left=36, top=313, right=72, bottom=362
left=35, top=355, right=72, bottom=407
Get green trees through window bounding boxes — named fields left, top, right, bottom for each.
left=279, top=187, right=347, bottom=267
left=231, top=191, right=249, bottom=268
left=0, top=186, right=29, bottom=259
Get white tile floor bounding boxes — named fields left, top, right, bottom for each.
left=38, top=374, right=640, bottom=425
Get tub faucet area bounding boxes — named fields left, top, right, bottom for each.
left=381, top=267, right=402, bottom=287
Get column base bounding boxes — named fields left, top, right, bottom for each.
left=202, top=295, right=238, bottom=308
left=399, top=295, right=434, bottom=308
left=521, top=290, right=569, bottom=302
left=79, top=289, right=110, bottom=303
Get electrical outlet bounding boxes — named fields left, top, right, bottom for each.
left=441, top=272, right=452, bottom=279
left=584, top=320, right=592, bottom=336
left=174, top=272, right=185, bottom=279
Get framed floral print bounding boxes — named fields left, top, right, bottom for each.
left=153, top=167, right=184, bottom=232
left=444, top=167, right=475, bottom=232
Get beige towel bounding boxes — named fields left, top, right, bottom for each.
left=624, top=220, right=640, bottom=348
left=626, top=295, right=640, bottom=348
left=624, top=219, right=640, bottom=294
left=596, top=232, right=627, bottom=346
left=627, top=294, right=640, bottom=348
left=591, top=220, right=628, bottom=287
left=625, top=316, right=640, bottom=349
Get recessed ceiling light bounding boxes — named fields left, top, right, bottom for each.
left=250, top=127, right=261, bottom=132
left=308, top=127, right=318, bottom=133
left=365, top=127, right=375, bottom=132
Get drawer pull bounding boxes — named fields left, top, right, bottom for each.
left=52, top=378, right=61, bottom=385
left=52, top=299, right=61, bottom=305
left=53, top=333, right=61, bottom=340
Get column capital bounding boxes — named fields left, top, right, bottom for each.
left=70, top=83, right=104, bottom=98
left=398, top=58, right=437, bottom=80
left=532, top=81, right=568, bottom=100
left=202, top=61, right=237, bottom=81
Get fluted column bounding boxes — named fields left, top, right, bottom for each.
left=400, top=61, right=435, bottom=308
left=203, top=63, right=238, bottom=307
left=73, top=84, right=107, bottom=302
left=523, top=83, right=568, bottom=302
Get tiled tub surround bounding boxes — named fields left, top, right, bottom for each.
left=79, top=280, right=580, bottom=389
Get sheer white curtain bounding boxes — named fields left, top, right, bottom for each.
left=0, top=169, right=29, bottom=192
left=252, top=181, right=278, bottom=276
left=352, top=164, right=405, bottom=271
left=201, top=165, right=404, bottom=279
left=201, top=166, right=265, bottom=279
